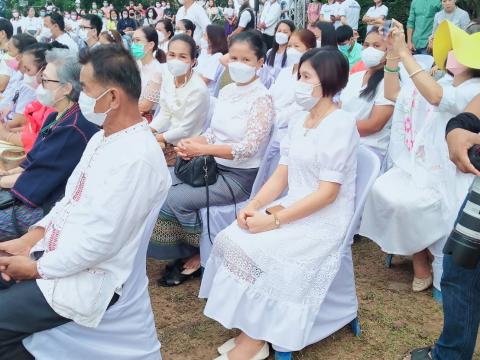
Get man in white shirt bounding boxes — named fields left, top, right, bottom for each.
left=258, top=0, right=281, bottom=49
left=44, top=12, right=79, bottom=53
left=0, top=45, right=171, bottom=358
left=320, top=0, right=336, bottom=23
left=341, top=0, right=361, bottom=31
left=230, top=0, right=255, bottom=37
left=362, top=0, right=388, bottom=33
left=176, top=0, right=211, bottom=46
left=331, top=0, right=346, bottom=29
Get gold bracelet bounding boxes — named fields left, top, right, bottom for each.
left=386, top=56, right=400, bottom=61
left=409, top=68, right=424, bottom=78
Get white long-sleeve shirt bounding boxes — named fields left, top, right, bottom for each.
left=176, top=1, right=211, bottom=46
left=150, top=71, right=210, bottom=145
left=259, top=0, right=282, bottom=36
left=33, top=121, right=172, bottom=327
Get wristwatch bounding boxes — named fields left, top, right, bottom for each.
left=273, top=213, right=280, bottom=228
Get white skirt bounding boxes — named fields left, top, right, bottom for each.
left=359, top=167, right=451, bottom=256
left=199, top=198, right=349, bottom=351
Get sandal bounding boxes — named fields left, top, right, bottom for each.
left=404, top=346, right=433, bottom=360
left=157, top=260, right=201, bottom=287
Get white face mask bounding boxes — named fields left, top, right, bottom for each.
left=157, top=31, right=165, bottom=42
left=294, top=80, right=321, bottom=110
left=316, top=39, right=322, bottom=48
left=200, top=37, right=209, bottom=50
left=228, top=61, right=256, bottom=84
left=23, top=74, right=37, bottom=88
left=78, top=28, right=89, bottom=41
left=175, top=29, right=184, bottom=34
left=286, top=47, right=302, bottom=65
left=361, top=46, right=385, bottom=68
left=43, top=27, right=52, bottom=38
left=36, top=85, right=61, bottom=107
left=167, top=59, right=190, bottom=77
left=78, top=90, right=111, bottom=126
left=275, top=32, right=288, bottom=45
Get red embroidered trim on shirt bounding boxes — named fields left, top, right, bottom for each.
left=72, top=172, right=86, bottom=202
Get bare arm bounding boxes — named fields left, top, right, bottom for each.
left=357, top=104, right=394, bottom=136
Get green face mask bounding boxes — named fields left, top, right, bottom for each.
left=338, top=43, right=351, bottom=55
left=131, top=43, right=145, bottom=60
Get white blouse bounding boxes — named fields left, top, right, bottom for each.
left=137, top=59, right=165, bottom=105
left=204, top=78, right=274, bottom=169
left=341, top=70, right=394, bottom=157
left=150, top=71, right=210, bottom=145
left=269, top=65, right=297, bottom=126
left=196, top=52, right=224, bottom=96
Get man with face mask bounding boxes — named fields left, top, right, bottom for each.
left=336, top=24, right=362, bottom=69
left=44, top=12, right=79, bottom=53
left=78, top=14, right=102, bottom=48
left=0, top=45, right=171, bottom=360
left=258, top=0, right=282, bottom=49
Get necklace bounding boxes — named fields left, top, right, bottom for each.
left=303, top=104, right=336, bottom=136
left=41, top=101, right=74, bottom=136
left=176, top=68, right=193, bottom=89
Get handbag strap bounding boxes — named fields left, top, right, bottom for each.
left=204, top=168, right=237, bottom=245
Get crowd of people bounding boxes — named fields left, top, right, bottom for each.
left=0, top=0, right=478, bottom=359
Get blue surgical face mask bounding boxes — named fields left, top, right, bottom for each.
left=338, top=43, right=351, bottom=54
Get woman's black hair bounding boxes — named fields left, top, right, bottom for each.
left=206, top=24, right=228, bottom=55
left=316, top=21, right=337, bottom=47
left=298, top=46, right=349, bottom=98
left=229, top=30, right=266, bottom=60
left=168, top=34, right=197, bottom=59
left=266, top=19, right=295, bottom=67
left=359, top=28, right=385, bottom=101
left=146, top=7, right=158, bottom=20
left=180, top=19, right=196, bottom=37
left=157, top=19, right=174, bottom=39
left=140, top=26, right=166, bottom=63
left=110, top=9, right=119, bottom=19
left=21, top=42, right=67, bottom=71
left=11, top=33, right=37, bottom=53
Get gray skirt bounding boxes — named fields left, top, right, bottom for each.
left=149, top=164, right=258, bottom=258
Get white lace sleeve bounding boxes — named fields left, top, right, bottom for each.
left=203, top=127, right=216, bottom=144
left=141, top=79, right=162, bottom=104
left=231, top=95, right=274, bottom=161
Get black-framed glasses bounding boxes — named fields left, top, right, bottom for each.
left=41, top=78, right=61, bottom=87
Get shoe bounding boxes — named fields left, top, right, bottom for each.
left=213, top=342, right=269, bottom=360
left=218, top=338, right=236, bottom=355
left=412, top=275, right=433, bottom=292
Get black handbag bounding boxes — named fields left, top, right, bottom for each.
left=174, top=155, right=218, bottom=188
left=174, top=156, right=236, bottom=244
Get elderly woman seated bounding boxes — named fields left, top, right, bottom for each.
left=0, top=47, right=99, bottom=241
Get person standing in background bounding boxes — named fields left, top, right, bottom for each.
left=341, top=0, right=361, bottom=33
left=363, top=0, right=388, bottom=33
left=407, top=0, right=441, bottom=54
left=320, top=0, right=335, bottom=23
left=431, top=0, right=470, bottom=36
left=21, top=7, right=42, bottom=37
left=176, top=0, right=211, bottom=46
left=258, top=0, right=281, bottom=49
left=10, top=10, right=22, bottom=35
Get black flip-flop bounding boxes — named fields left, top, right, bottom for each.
left=407, top=347, right=433, bottom=360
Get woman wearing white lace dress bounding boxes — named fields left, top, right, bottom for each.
left=131, top=26, right=166, bottom=122
left=200, top=46, right=357, bottom=359
left=150, top=31, right=274, bottom=287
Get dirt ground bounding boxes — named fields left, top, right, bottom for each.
left=147, top=238, right=480, bottom=360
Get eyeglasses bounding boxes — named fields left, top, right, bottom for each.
left=41, top=77, right=61, bottom=87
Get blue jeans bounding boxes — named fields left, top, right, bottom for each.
left=432, top=192, right=480, bottom=359
left=414, top=47, right=429, bottom=55
left=432, top=255, right=480, bottom=360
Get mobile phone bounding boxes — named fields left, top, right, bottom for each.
left=383, top=20, right=393, bottom=38
left=265, top=205, right=285, bottom=215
